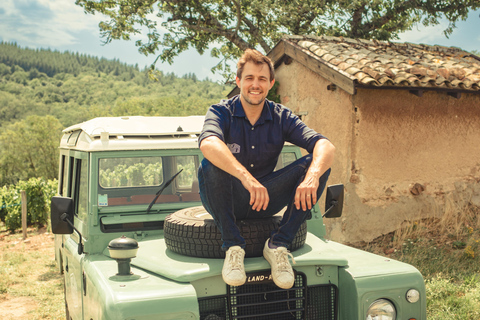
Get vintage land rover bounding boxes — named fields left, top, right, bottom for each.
left=51, top=116, right=426, bottom=320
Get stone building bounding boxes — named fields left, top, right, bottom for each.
left=235, top=35, right=480, bottom=243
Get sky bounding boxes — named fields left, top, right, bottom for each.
left=0, top=0, right=479, bottom=82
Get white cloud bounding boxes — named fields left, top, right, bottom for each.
left=397, top=10, right=480, bottom=52
left=397, top=21, right=450, bottom=45
left=39, top=0, right=103, bottom=32
left=0, top=0, right=102, bottom=48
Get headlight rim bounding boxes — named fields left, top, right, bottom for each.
left=366, top=298, right=397, bottom=320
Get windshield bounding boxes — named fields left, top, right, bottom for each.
left=97, top=155, right=200, bottom=207
left=96, top=151, right=298, bottom=208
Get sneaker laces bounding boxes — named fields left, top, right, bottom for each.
left=228, top=248, right=244, bottom=271
left=275, top=247, right=296, bottom=271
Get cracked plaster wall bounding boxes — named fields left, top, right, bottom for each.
left=275, top=59, right=480, bottom=243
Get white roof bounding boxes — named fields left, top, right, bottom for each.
left=60, top=116, right=205, bottom=152
left=63, top=116, right=205, bottom=137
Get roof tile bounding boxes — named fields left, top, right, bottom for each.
left=285, top=35, right=480, bottom=92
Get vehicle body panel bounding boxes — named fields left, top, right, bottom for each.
left=52, top=116, right=426, bottom=320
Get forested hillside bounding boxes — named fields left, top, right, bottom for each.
left=0, top=42, right=231, bottom=185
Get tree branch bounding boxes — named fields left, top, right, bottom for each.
left=181, top=22, right=251, bottom=51
left=350, top=4, right=365, bottom=37
left=232, top=0, right=242, bottom=35
left=242, top=18, right=271, bottom=53
left=362, top=0, right=418, bottom=33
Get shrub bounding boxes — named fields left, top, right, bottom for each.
left=0, top=178, right=58, bottom=231
left=0, top=185, right=20, bottom=226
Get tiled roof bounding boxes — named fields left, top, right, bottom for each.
left=279, top=35, right=480, bottom=93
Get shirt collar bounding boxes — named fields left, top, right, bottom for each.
left=233, top=95, right=273, bottom=124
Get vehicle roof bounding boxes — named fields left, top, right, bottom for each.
left=60, top=116, right=205, bottom=152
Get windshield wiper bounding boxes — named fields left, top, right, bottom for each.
left=146, top=169, right=183, bottom=213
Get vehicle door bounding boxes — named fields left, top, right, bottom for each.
left=63, top=152, right=89, bottom=320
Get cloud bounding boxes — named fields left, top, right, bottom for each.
left=398, top=10, right=480, bottom=52
left=0, top=0, right=101, bottom=48
left=397, top=21, right=450, bottom=45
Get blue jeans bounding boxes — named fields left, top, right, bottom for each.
left=198, top=154, right=331, bottom=250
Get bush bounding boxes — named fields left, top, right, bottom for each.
left=0, top=178, right=57, bottom=231
left=0, top=185, right=20, bottom=225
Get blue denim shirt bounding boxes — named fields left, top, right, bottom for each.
left=199, top=95, right=327, bottom=179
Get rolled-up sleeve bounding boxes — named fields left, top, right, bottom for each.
left=198, top=105, right=229, bottom=147
left=283, top=109, right=327, bottom=154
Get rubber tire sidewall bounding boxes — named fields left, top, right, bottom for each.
left=164, top=206, right=307, bottom=258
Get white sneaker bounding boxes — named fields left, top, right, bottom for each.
left=222, top=246, right=246, bottom=286
left=263, top=239, right=296, bottom=289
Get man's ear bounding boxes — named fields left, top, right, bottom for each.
left=235, top=76, right=241, bottom=88
left=269, top=79, right=275, bottom=90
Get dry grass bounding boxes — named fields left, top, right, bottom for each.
left=351, top=202, right=480, bottom=320
left=0, top=224, right=64, bottom=320
left=354, top=201, right=480, bottom=265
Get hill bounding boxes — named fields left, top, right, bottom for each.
left=0, top=42, right=232, bottom=185
left=0, top=42, right=231, bottom=128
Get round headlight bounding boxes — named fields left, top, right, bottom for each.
left=366, top=299, right=396, bottom=320
left=406, top=289, right=420, bottom=303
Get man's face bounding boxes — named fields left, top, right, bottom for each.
left=236, top=61, right=275, bottom=109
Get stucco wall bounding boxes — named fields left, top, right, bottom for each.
left=275, top=59, right=480, bottom=243
left=275, top=60, right=353, bottom=190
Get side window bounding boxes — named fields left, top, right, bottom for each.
left=63, top=156, right=74, bottom=197
left=59, top=155, right=66, bottom=196
left=74, top=158, right=88, bottom=221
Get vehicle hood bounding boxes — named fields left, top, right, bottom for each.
left=104, top=233, right=348, bottom=283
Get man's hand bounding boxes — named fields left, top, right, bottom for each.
left=294, top=138, right=335, bottom=211
left=294, top=176, right=319, bottom=211
left=241, top=176, right=269, bottom=211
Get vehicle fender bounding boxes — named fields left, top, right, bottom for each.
left=82, top=254, right=200, bottom=320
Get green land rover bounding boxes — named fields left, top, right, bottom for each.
left=51, top=116, right=426, bottom=320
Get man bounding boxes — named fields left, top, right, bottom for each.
left=198, top=49, right=335, bottom=289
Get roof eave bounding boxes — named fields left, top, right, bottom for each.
left=271, top=38, right=358, bottom=95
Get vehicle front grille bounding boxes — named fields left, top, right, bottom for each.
left=198, top=272, right=337, bottom=320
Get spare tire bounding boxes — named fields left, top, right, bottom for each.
left=164, top=206, right=307, bottom=258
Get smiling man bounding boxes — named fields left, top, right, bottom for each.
left=198, top=49, right=335, bottom=289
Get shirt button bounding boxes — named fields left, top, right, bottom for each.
left=251, top=146, right=255, bottom=149
left=250, top=164, right=254, bottom=167
left=251, top=127, right=254, bottom=131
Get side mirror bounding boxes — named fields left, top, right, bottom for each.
left=323, top=184, right=344, bottom=218
left=51, top=196, right=74, bottom=234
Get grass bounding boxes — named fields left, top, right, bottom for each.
left=354, top=202, right=480, bottom=320
left=0, top=224, right=64, bottom=320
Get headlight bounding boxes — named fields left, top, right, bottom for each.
left=366, top=299, right=396, bottom=320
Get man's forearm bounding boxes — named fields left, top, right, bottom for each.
left=306, top=139, right=335, bottom=181
left=294, top=138, right=335, bottom=210
left=199, top=136, right=252, bottom=183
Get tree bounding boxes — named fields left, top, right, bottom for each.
left=76, top=0, right=480, bottom=80
left=0, top=115, right=63, bottom=185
